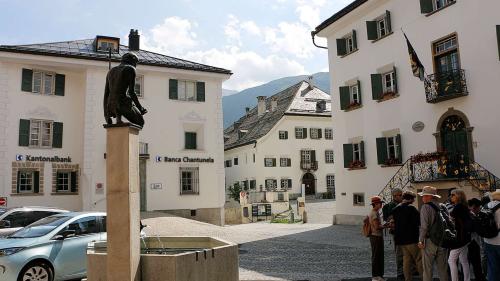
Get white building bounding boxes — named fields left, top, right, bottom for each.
left=224, top=79, right=334, bottom=201
left=0, top=30, right=231, bottom=225
left=314, top=0, right=500, bottom=224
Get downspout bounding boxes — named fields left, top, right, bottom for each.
left=311, top=31, right=328, bottom=49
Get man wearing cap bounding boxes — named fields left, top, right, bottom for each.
left=382, top=188, right=404, bottom=280
left=483, top=190, right=500, bottom=281
left=369, top=196, right=387, bottom=281
left=417, top=186, right=448, bottom=281
left=391, top=191, right=422, bottom=281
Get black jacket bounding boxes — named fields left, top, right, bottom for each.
left=450, top=203, right=472, bottom=249
left=392, top=202, right=420, bottom=245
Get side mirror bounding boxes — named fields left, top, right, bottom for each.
left=53, top=229, right=76, bottom=240
left=0, top=220, right=11, bottom=228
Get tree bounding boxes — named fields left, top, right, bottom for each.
left=227, top=182, right=242, bottom=203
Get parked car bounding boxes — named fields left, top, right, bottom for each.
left=0, top=212, right=106, bottom=281
left=0, top=206, right=68, bottom=237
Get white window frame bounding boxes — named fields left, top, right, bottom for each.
left=32, top=70, right=55, bottom=95
left=279, top=131, right=287, bottom=140
left=280, top=179, right=291, bottom=189
left=326, top=175, right=335, bottom=188
left=301, top=150, right=312, bottom=162
left=18, top=170, right=34, bottom=193
left=265, top=179, right=277, bottom=190
left=345, top=33, right=355, bottom=54
left=280, top=158, right=289, bottom=167
left=30, top=119, right=52, bottom=148
left=434, top=0, right=454, bottom=10
left=435, top=36, right=457, bottom=55
left=353, top=193, right=365, bottom=206
left=350, top=85, right=359, bottom=104
left=325, top=150, right=334, bottom=163
left=377, top=17, right=387, bottom=38
left=325, top=128, right=333, bottom=140
left=264, top=158, right=275, bottom=167
left=180, top=167, right=199, bottom=194
left=386, top=136, right=399, bottom=160
left=382, top=71, right=395, bottom=93
left=178, top=80, right=196, bottom=102
left=56, top=171, right=71, bottom=192
left=353, top=143, right=361, bottom=162
left=310, top=128, right=321, bottom=139
left=134, top=75, right=144, bottom=98
left=295, top=127, right=305, bottom=139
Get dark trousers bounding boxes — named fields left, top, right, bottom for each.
left=484, top=243, right=500, bottom=281
left=468, top=240, right=485, bottom=281
left=370, top=235, right=384, bottom=278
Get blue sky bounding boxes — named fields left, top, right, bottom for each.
left=0, top=0, right=352, bottom=90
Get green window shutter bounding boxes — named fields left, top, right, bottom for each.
left=16, top=171, right=20, bottom=193
left=385, top=11, right=392, bottom=33
left=285, top=131, right=288, bottom=139
left=21, top=69, right=33, bottom=92
left=309, top=128, right=313, bottom=138
left=55, top=74, right=65, bottom=96
left=196, top=81, right=205, bottom=102
left=318, top=129, right=322, bottom=138
left=360, top=141, right=365, bottom=162
left=420, top=0, right=434, bottom=13
left=371, top=74, right=383, bottom=100
left=169, top=79, right=178, bottom=100
left=336, top=38, right=347, bottom=56
left=393, top=66, right=398, bottom=93
left=343, top=144, right=353, bottom=168
left=339, top=86, right=350, bottom=110
left=376, top=137, right=388, bottom=165
left=497, top=25, right=500, bottom=60
left=33, top=171, right=40, bottom=193
left=366, top=21, right=378, bottom=40
left=272, top=158, right=276, bottom=167
left=185, top=132, right=197, bottom=149
left=19, top=119, right=30, bottom=147
left=357, top=80, right=362, bottom=105
left=311, top=150, right=316, bottom=162
left=288, top=179, right=292, bottom=188
left=287, top=158, right=291, bottom=166
left=52, top=122, right=63, bottom=148
left=396, top=134, right=403, bottom=164
left=352, top=30, right=357, bottom=50
left=71, top=171, right=78, bottom=193
left=302, top=128, right=307, bottom=139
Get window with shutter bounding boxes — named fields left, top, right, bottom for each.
left=25, top=70, right=58, bottom=95
left=250, top=180, right=256, bottom=189
left=279, top=131, right=288, bottom=139
left=371, top=74, right=383, bottom=100
left=27, top=120, right=53, bottom=148
left=234, top=157, right=239, bottom=165
left=52, top=122, right=63, bottom=148
left=366, top=21, right=378, bottom=40
left=264, top=158, right=275, bottom=167
left=196, top=81, right=205, bottom=102
left=339, top=86, right=350, bottom=110
left=376, top=137, right=388, bottom=165
left=325, top=150, right=334, bottom=163
left=295, top=127, right=306, bottom=139
left=19, top=119, right=30, bottom=147
left=185, top=132, right=197, bottom=149
left=343, top=144, right=353, bottom=168
left=336, top=38, right=347, bottom=56
left=21, top=69, right=33, bottom=92
left=169, top=79, right=178, bottom=100
left=325, top=128, right=333, bottom=140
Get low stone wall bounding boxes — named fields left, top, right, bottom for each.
left=156, top=207, right=223, bottom=226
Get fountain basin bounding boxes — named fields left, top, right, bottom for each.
left=86, top=236, right=239, bottom=281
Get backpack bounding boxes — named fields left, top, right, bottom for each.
left=472, top=204, right=500, bottom=238
left=362, top=215, right=371, bottom=237
left=428, top=203, right=458, bottom=248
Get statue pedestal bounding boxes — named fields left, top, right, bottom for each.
left=104, top=123, right=141, bottom=281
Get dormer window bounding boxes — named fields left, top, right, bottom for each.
left=95, top=36, right=120, bottom=53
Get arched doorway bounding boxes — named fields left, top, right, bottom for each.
left=439, top=114, right=471, bottom=177
left=302, top=173, right=315, bottom=195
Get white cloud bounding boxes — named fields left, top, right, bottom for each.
left=296, top=5, right=321, bottom=29
left=241, top=21, right=261, bottom=36
left=264, top=22, right=315, bottom=58
left=141, top=17, right=198, bottom=56
left=184, top=47, right=306, bottom=91
left=224, top=14, right=242, bottom=46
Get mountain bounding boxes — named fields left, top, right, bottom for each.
left=222, top=72, right=330, bottom=128
left=222, top=89, right=238, bottom=97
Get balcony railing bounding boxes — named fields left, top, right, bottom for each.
left=424, top=69, right=468, bottom=103
left=300, top=161, right=318, bottom=171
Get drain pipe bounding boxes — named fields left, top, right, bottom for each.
left=311, top=31, right=328, bottom=49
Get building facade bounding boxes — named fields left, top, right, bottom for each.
left=314, top=0, right=500, bottom=224
left=224, top=80, right=334, bottom=201
left=0, top=30, right=231, bottom=225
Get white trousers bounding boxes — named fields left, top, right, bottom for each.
left=448, top=244, right=470, bottom=281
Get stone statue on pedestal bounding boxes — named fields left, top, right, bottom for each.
left=104, top=52, right=147, bottom=128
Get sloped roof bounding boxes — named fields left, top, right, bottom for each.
left=224, top=81, right=331, bottom=151
left=0, top=39, right=231, bottom=75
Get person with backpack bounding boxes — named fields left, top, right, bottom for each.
left=391, top=191, right=422, bottom=281
left=368, top=196, right=388, bottom=281
left=418, top=186, right=449, bottom=281
left=382, top=188, right=404, bottom=280
left=468, top=198, right=486, bottom=281
left=483, top=190, right=500, bottom=281
left=448, top=189, right=472, bottom=281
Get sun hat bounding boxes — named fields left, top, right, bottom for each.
left=418, top=186, right=441, bottom=198
left=492, top=190, right=500, bottom=201
left=371, top=196, right=384, bottom=205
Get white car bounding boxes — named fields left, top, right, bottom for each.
left=0, top=206, right=68, bottom=237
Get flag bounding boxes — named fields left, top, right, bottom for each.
left=403, top=32, right=425, bottom=81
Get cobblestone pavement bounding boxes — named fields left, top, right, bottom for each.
left=141, top=200, right=396, bottom=281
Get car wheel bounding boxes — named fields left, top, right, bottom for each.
left=18, top=261, right=53, bottom=281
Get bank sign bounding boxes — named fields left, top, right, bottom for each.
left=16, top=154, right=72, bottom=163
left=155, top=156, right=214, bottom=163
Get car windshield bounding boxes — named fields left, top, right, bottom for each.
left=9, top=215, right=72, bottom=238
left=0, top=208, right=6, bottom=216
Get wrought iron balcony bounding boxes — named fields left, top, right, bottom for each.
left=300, top=161, right=318, bottom=171
left=424, top=69, right=468, bottom=103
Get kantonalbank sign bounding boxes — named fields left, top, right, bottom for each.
left=155, top=156, right=214, bottom=163
left=16, top=154, right=72, bottom=163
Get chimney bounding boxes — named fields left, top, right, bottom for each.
left=271, top=97, right=278, bottom=112
left=307, top=75, right=314, bottom=89
left=245, top=107, right=250, bottom=116
left=257, top=96, right=266, bottom=117
left=128, top=29, right=140, bottom=51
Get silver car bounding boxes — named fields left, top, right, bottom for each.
left=0, top=206, right=68, bottom=237
left=0, top=212, right=106, bottom=281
